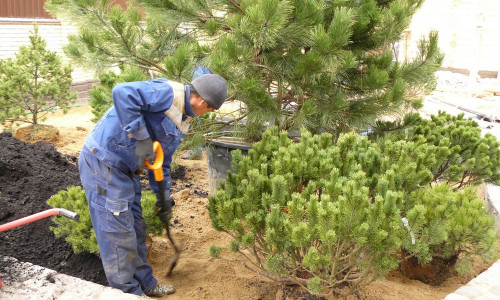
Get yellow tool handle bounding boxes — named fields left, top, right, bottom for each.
left=144, top=141, right=164, bottom=182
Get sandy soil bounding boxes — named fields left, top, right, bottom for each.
left=7, top=104, right=499, bottom=300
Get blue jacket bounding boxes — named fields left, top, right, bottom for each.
left=83, top=78, right=195, bottom=191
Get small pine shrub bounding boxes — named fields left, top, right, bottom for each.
left=47, top=186, right=165, bottom=255
left=412, top=112, right=500, bottom=187
left=47, top=186, right=99, bottom=255
left=141, top=190, right=166, bottom=236
left=373, top=111, right=499, bottom=273
left=372, top=111, right=500, bottom=188
left=403, top=184, right=497, bottom=272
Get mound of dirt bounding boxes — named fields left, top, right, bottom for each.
left=0, top=131, right=189, bottom=287
left=0, top=131, right=106, bottom=284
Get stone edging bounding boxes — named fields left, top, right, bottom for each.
left=0, top=256, right=141, bottom=300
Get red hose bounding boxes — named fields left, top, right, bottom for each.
left=0, top=208, right=62, bottom=232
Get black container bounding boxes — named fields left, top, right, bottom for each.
left=206, top=138, right=251, bottom=195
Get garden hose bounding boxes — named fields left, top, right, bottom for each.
left=0, top=208, right=79, bottom=232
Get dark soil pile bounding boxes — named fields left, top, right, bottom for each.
left=0, top=131, right=107, bottom=284
left=0, top=131, right=187, bottom=286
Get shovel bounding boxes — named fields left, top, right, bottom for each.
left=144, top=141, right=181, bottom=277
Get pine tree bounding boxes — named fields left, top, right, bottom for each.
left=46, top=0, right=443, bottom=139
left=0, top=24, right=76, bottom=125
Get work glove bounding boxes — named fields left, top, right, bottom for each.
left=156, top=189, right=175, bottom=224
left=135, top=137, right=154, bottom=168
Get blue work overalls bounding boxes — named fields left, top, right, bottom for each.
left=78, top=78, right=194, bottom=295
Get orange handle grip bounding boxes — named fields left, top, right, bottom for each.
left=145, top=141, right=164, bottom=182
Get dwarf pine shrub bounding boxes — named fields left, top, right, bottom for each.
left=48, top=186, right=165, bottom=255
left=47, top=186, right=99, bottom=255
left=373, top=111, right=500, bottom=188
left=403, top=184, right=497, bottom=272
left=372, top=111, right=499, bottom=274
left=141, top=190, right=166, bottom=236
left=209, top=122, right=500, bottom=293
left=411, top=112, right=500, bottom=187
left=209, top=127, right=404, bottom=296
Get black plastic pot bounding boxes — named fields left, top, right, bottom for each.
left=206, top=137, right=252, bottom=195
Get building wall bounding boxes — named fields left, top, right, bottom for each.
left=0, top=0, right=127, bottom=18
left=403, top=0, right=500, bottom=77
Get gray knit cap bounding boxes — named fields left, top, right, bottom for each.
left=190, top=74, right=227, bottom=109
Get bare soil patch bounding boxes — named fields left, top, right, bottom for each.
left=1, top=104, right=498, bottom=300
left=15, top=124, right=59, bottom=143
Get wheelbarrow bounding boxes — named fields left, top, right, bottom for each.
left=0, top=208, right=80, bottom=289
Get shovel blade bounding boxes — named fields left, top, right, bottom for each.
left=165, top=238, right=182, bottom=277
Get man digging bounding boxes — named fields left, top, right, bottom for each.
left=78, top=74, right=227, bottom=297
